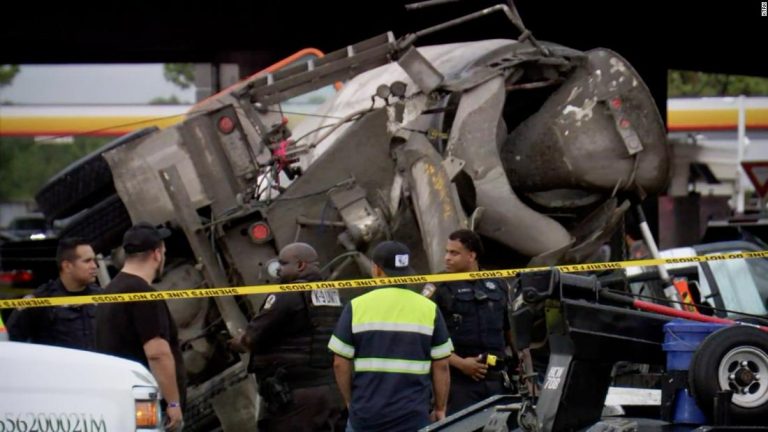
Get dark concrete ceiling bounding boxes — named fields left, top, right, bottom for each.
left=2, top=0, right=765, bottom=109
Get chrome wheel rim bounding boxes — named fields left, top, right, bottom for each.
left=717, top=346, right=768, bottom=408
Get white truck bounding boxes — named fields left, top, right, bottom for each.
left=0, top=342, right=163, bottom=432
left=623, top=240, right=768, bottom=320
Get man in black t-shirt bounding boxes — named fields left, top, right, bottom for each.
left=95, top=222, right=186, bottom=431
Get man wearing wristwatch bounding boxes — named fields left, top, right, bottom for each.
left=96, top=223, right=186, bottom=430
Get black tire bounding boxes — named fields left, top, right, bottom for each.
left=35, top=127, right=158, bottom=220
left=58, top=195, right=132, bottom=254
left=689, top=325, right=768, bottom=425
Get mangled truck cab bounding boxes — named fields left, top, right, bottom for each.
left=33, top=3, right=670, bottom=429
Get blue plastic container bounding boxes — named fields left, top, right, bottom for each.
left=672, top=388, right=707, bottom=424
left=662, top=319, right=726, bottom=371
left=662, top=319, right=727, bottom=424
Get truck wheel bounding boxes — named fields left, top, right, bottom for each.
left=688, top=325, right=768, bottom=425
left=58, top=195, right=132, bottom=254
left=35, top=127, right=157, bottom=220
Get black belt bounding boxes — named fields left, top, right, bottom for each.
left=254, top=365, right=334, bottom=389
left=284, top=369, right=334, bottom=389
left=485, top=370, right=505, bottom=380
left=451, top=368, right=506, bottom=381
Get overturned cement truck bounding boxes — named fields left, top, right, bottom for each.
left=33, top=3, right=669, bottom=429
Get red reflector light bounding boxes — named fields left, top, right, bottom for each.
left=0, top=270, right=34, bottom=284
left=611, top=97, right=622, bottom=109
left=218, top=116, right=235, bottom=134
left=249, top=223, right=272, bottom=243
left=620, top=118, right=631, bottom=129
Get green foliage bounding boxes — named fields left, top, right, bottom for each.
left=669, top=70, right=768, bottom=97
left=0, top=136, right=110, bottom=201
left=163, top=63, right=195, bottom=90
left=149, top=95, right=183, bottom=105
left=0, top=65, right=20, bottom=87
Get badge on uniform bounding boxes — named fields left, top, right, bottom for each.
left=311, top=289, right=341, bottom=306
left=421, top=283, right=436, bottom=298
left=263, top=294, right=276, bottom=310
left=485, top=281, right=496, bottom=290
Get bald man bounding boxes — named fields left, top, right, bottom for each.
left=232, top=243, right=345, bottom=432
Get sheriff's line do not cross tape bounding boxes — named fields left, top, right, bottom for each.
left=2, top=251, right=767, bottom=310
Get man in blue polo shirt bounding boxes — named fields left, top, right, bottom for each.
left=329, top=241, right=453, bottom=432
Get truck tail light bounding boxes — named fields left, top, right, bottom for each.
left=133, top=385, right=161, bottom=430
left=249, top=222, right=272, bottom=243
left=135, top=400, right=160, bottom=428
left=0, top=270, right=33, bottom=284
left=217, top=115, right=235, bottom=134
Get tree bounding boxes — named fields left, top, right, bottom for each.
left=669, top=70, right=768, bottom=97
left=0, top=65, right=20, bottom=87
left=0, top=136, right=109, bottom=201
left=149, top=95, right=183, bottom=105
left=164, top=63, right=195, bottom=90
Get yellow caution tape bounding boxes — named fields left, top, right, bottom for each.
left=1, top=250, right=767, bottom=310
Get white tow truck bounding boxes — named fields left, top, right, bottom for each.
left=0, top=342, right=163, bottom=432
left=624, top=240, right=768, bottom=320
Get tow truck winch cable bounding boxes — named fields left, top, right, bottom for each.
left=598, top=289, right=768, bottom=333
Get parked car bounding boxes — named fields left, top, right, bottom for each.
left=0, top=238, right=58, bottom=290
left=0, top=213, right=57, bottom=242
left=0, top=213, right=60, bottom=301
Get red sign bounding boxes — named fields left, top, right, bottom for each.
left=741, top=161, right=768, bottom=198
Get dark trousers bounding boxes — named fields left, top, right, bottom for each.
left=259, top=384, right=346, bottom=432
left=447, top=371, right=506, bottom=415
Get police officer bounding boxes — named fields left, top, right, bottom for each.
left=423, top=229, right=514, bottom=414
left=230, top=242, right=345, bottom=432
left=7, top=237, right=100, bottom=350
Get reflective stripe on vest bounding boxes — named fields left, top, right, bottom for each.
left=354, top=357, right=431, bottom=375
left=351, top=287, right=436, bottom=333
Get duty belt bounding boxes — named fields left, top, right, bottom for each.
left=283, top=368, right=335, bottom=389
left=485, top=370, right=506, bottom=380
